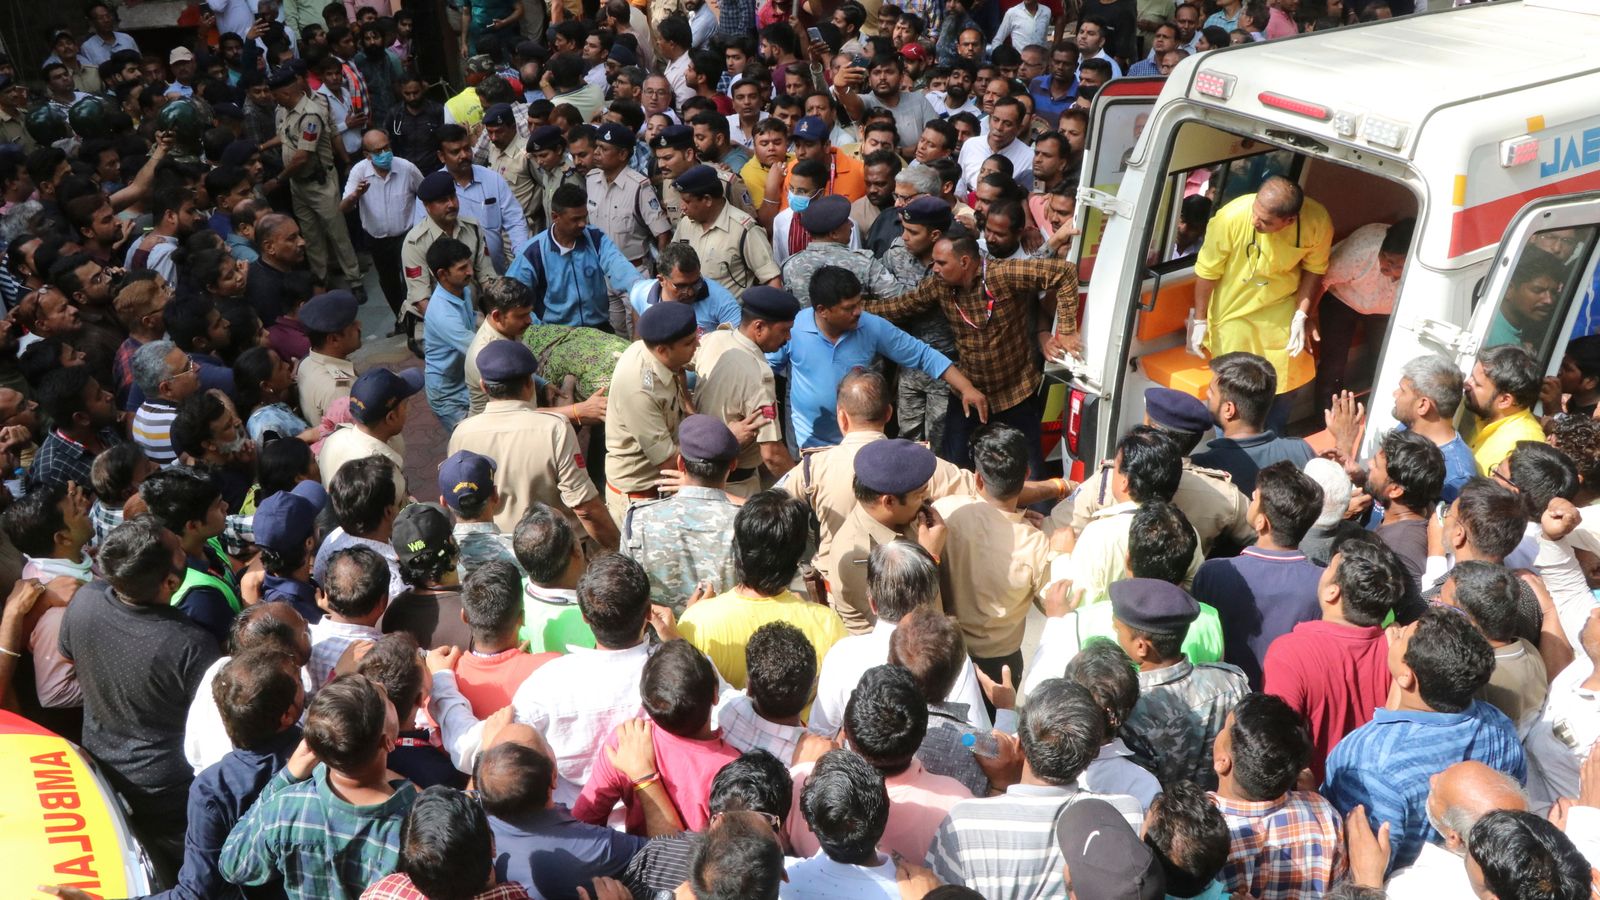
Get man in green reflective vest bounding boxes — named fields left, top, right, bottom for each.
left=140, top=465, right=243, bottom=646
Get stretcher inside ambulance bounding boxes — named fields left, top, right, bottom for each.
left=1052, top=0, right=1600, bottom=474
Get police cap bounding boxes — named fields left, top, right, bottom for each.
left=1108, top=578, right=1201, bottom=635
left=299, top=290, right=359, bottom=333
left=854, top=439, right=937, bottom=496
left=637, top=301, right=698, bottom=344
left=1144, top=387, right=1213, bottom=434
left=476, top=340, right=538, bottom=382
left=678, top=414, right=740, bottom=464
left=416, top=169, right=457, bottom=203
left=651, top=123, right=694, bottom=150
left=801, top=195, right=852, bottom=235
left=741, top=286, right=800, bottom=322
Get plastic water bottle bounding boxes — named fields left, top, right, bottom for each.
left=962, top=730, right=999, bottom=759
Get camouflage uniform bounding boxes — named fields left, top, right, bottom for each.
left=453, top=521, right=523, bottom=581
left=1122, top=658, right=1250, bottom=790
left=880, top=239, right=959, bottom=450
left=780, top=240, right=906, bottom=308
left=622, top=485, right=739, bottom=615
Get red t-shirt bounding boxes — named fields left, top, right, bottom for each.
left=1263, top=619, right=1391, bottom=780
left=454, top=648, right=558, bottom=719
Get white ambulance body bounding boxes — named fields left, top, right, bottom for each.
left=1057, top=0, right=1600, bottom=472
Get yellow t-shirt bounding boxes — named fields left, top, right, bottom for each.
left=678, top=588, right=847, bottom=690
left=741, top=157, right=772, bottom=209
left=1468, top=408, right=1546, bottom=476
left=1194, top=193, right=1334, bottom=392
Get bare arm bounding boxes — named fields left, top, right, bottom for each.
left=108, top=132, right=172, bottom=211
left=575, top=495, right=622, bottom=550
left=759, top=441, right=796, bottom=477
left=1192, top=276, right=1217, bottom=320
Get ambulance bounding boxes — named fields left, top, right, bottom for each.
left=1053, top=0, right=1600, bottom=472
left=0, top=711, right=153, bottom=897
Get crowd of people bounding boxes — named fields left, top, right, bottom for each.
left=0, top=0, right=1589, bottom=898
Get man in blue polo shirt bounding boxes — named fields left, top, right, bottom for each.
left=626, top=241, right=741, bottom=336
left=422, top=236, right=478, bottom=428
left=770, top=265, right=986, bottom=449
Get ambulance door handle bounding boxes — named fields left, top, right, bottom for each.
left=1136, top=268, right=1162, bottom=313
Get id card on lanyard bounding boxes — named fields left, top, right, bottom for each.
left=959, top=257, right=998, bottom=329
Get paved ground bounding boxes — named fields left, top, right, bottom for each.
left=346, top=270, right=448, bottom=505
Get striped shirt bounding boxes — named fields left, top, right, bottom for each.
left=220, top=764, right=417, bottom=900
left=132, top=399, right=180, bottom=465
left=1321, top=700, right=1527, bottom=871
left=926, top=784, right=1144, bottom=900
left=1211, top=791, right=1346, bottom=899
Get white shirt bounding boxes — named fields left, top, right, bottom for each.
left=716, top=690, right=805, bottom=762
left=1078, top=48, right=1124, bottom=79
left=307, top=617, right=383, bottom=692
left=316, top=84, right=362, bottom=154
left=772, top=213, right=862, bottom=265
left=433, top=641, right=655, bottom=805
left=207, top=0, right=259, bottom=45
left=728, top=113, right=761, bottom=150
left=343, top=157, right=425, bottom=238
left=1565, top=804, right=1600, bottom=871
left=186, top=655, right=315, bottom=774
left=1385, top=841, right=1475, bottom=900
left=311, top=528, right=407, bottom=602
left=989, top=2, right=1052, bottom=52
left=1078, top=738, right=1161, bottom=815
left=809, top=620, right=990, bottom=738
left=782, top=853, right=900, bottom=899
left=927, top=91, right=980, bottom=119
left=664, top=52, right=695, bottom=106
left=956, top=132, right=1035, bottom=195
left=1525, top=659, right=1600, bottom=815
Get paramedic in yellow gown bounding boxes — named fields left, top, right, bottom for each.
left=1187, top=176, right=1333, bottom=398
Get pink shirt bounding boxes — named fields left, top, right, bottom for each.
left=454, top=648, right=557, bottom=719
left=1266, top=6, right=1299, bottom=39
left=572, top=725, right=740, bottom=835
left=787, top=758, right=973, bottom=860
left=1263, top=619, right=1391, bottom=779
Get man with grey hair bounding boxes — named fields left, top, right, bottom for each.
left=1326, top=354, right=1476, bottom=504
left=867, top=164, right=942, bottom=257
left=1380, top=760, right=1528, bottom=898
left=808, top=540, right=991, bottom=737
left=131, top=339, right=202, bottom=466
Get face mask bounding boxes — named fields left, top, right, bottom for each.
left=371, top=150, right=393, bottom=169
left=788, top=192, right=811, bottom=213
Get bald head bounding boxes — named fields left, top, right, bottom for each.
left=1430, top=760, right=1528, bottom=853
left=475, top=739, right=555, bottom=817
left=360, top=129, right=390, bottom=152
left=837, top=369, right=891, bottom=425
left=1256, top=176, right=1304, bottom=219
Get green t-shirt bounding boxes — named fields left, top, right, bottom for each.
left=520, top=592, right=597, bottom=653
left=1075, top=596, right=1225, bottom=664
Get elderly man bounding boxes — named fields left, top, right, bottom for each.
left=1380, top=761, right=1529, bottom=899
left=1188, top=176, right=1333, bottom=428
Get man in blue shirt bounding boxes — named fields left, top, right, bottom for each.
left=1322, top=605, right=1526, bottom=873
left=1192, top=352, right=1316, bottom=496
left=627, top=242, right=742, bottom=338
left=422, top=236, right=478, bottom=428
left=1028, top=44, right=1079, bottom=127
left=769, top=265, right=985, bottom=449
left=416, top=123, right=529, bottom=272
left=507, top=183, right=645, bottom=331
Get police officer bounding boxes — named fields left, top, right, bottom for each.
left=446, top=340, right=620, bottom=548
left=269, top=67, right=363, bottom=295
left=781, top=195, right=905, bottom=307
left=588, top=121, right=672, bottom=335
left=884, top=197, right=961, bottom=451
left=400, top=170, right=497, bottom=324
left=482, top=103, right=539, bottom=231
left=694, top=286, right=800, bottom=498
left=653, top=124, right=754, bottom=227
left=296, top=290, right=362, bottom=425
left=623, top=414, right=741, bottom=614
left=527, top=124, right=583, bottom=235
left=604, top=301, right=699, bottom=525
left=671, top=164, right=780, bottom=295
left=1053, top=386, right=1254, bottom=554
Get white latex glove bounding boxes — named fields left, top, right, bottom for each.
left=1186, top=312, right=1208, bottom=357
left=1287, top=309, right=1310, bottom=357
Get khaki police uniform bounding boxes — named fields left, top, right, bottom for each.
left=0, top=107, right=33, bottom=151
left=604, top=339, right=692, bottom=524
left=933, top=493, right=1057, bottom=659
left=488, top=135, right=540, bottom=230
left=693, top=325, right=782, bottom=498
left=297, top=350, right=357, bottom=425
left=786, top=429, right=976, bottom=566
left=814, top=503, right=905, bottom=635
left=661, top=163, right=755, bottom=227
left=317, top=422, right=409, bottom=500
left=672, top=200, right=781, bottom=294
left=280, top=93, right=361, bottom=289
left=1051, top=459, right=1254, bottom=553
left=399, top=215, right=498, bottom=317
left=529, top=157, right=583, bottom=235
left=448, top=399, right=601, bottom=534
left=587, top=167, right=673, bottom=265
left=463, top=320, right=515, bottom=417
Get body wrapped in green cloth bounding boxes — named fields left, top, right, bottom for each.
left=522, top=325, right=631, bottom=398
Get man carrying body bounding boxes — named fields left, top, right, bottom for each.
left=508, top=183, right=645, bottom=331
left=1188, top=176, right=1333, bottom=429
left=604, top=302, right=701, bottom=524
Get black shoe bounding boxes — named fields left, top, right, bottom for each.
left=352, top=285, right=369, bottom=306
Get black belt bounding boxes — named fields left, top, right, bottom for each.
left=729, top=467, right=758, bottom=481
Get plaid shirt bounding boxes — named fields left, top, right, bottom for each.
left=362, top=873, right=532, bottom=899
left=220, top=764, right=418, bottom=900
left=716, top=691, right=804, bottom=762
left=870, top=258, right=1080, bottom=413
left=29, top=428, right=123, bottom=492
left=716, top=0, right=757, bottom=41
left=1210, top=791, right=1346, bottom=900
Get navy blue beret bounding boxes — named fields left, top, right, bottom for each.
left=528, top=124, right=565, bottom=152
left=482, top=103, right=515, bottom=126
left=1144, top=387, right=1213, bottom=434
left=901, top=195, right=953, bottom=229
left=741, top=286, right=800, bottom=322
left=652, top=123, right=694, bottom=150
left=854, top=439, right=937, bottom=496
left=596, top=121, right=635, bottom=148
left=801, top=194, right=852, bottom=235
left=678, top=414, right=740, bottom=463
left=476, top=340, right=538, bottom=382
left=637, top=300, right=698, bottom=344
left=416, top=170, right=457, bottom=203
left=299, top=290, right=359, bottom=333
left=672, top=164, right=721, bottom=197
left=265, top=67, right=297, bottom=89
left=1109, top=578, right=1200, bottom=635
